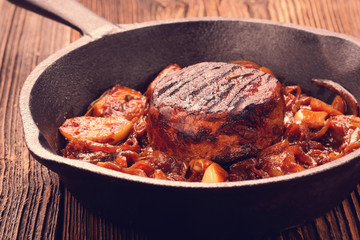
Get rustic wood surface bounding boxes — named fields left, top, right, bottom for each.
left=1, top=0, right=360, bottom=239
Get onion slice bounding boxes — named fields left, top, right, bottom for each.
left=311, top=78, right=359, bottom=116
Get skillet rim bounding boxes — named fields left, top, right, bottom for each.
left=19, top=16, right=360, bottom=189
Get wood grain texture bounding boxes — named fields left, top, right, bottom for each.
left=0, top=0, right=359, bottom=239
left=0, top=0, right=71, bottom=239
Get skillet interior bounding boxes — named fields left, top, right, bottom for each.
left=22, top=19, right=360, bottom=236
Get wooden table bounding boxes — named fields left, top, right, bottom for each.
left=1, top=0, right=360, bottom=239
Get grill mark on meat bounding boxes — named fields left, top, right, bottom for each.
left=188, top=64, right=241, bottom=102
left=227, top=72, right=268, bottom=110
left=206, top=83, right=236, bottom=112
left=208, top=71, right=266, bottom=113
left=186, top=68, right=235, bottom=112
left=157, top=62, right=234, bottom=98
left=189, top=82, right=209, bottom=97
left=154, top=62, right=262, bottom=113
left=203, top=96, right=216, bottom=106
left=159, top=64, right=210, bottom=97
left=157, top=81, right=179, bottom=97
left=228, top=75, right=278, bottom=125
left=175, top=64, right=232, bottom=97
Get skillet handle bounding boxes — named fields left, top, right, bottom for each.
left=9, top=0, right=120, bottom=37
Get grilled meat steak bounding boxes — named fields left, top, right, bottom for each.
left=146, top=62, right=285, bottom=163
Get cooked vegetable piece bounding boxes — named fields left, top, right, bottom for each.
left=128, top=161, right=156, bottom=176
left=152, top=169, right=168, bottom=180
left=231, top=59, right=275, bottom=76
left=62, top=138, right=122, bottom=163
left=293, top=109, right=328, bottom=129
left=201, top=162, right=229, bottom=183
left=64, top=138, right=120, bottom=153
left=310, top=97, right=343, bottom=116
left=259, top=66, right=275, bottom=76
left=328, top=115, right=360, bottom=153
left=312, top=78, right=359, bottom=116
left=230, top=60, right=262, bottom=68
left=189, top=159, right=213, bottom=173
left=289, top=145, right=317, bottom=168
left=97, top=162, right=124, bottom=172
left=59, top=116, right=133, bottom=144
left=90, top=85, right=147, bottom=120
left=258, top=140, right=305, bottom=177
left=332, top=95, right=346, bottom=113
left=229, top=158, right=266, bottom=181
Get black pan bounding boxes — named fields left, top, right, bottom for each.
left=16, top=0, right=360, bottom=237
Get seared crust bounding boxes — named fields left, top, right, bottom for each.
left=147, top=62, right=285, bottom=163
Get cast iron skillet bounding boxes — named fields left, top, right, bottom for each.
left=15, top=0, right=360, bottom=237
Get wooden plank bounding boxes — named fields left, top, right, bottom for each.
left=0, top=0, right=71, bottom=238
left=60, top=189, right=151, bottom=240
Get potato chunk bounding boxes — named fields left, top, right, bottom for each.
left=201, top=163, right=229, bottom=183
left=59, top=116, right=133, bottom=145
left=294, top=109, right=328, bottom=129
